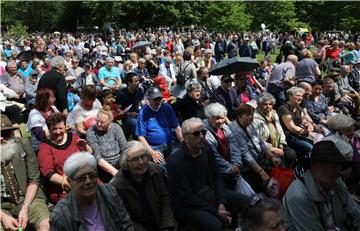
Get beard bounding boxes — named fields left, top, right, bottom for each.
left=1, top=139, right=20, bottom=162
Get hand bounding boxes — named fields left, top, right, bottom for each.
left=271, top=156, right=282, bottom=167
left=259, top=170, right=270, bottom=183
left=320, top=117, right=328, bottom=125
left=150, top=151, right=165, bottom=164
left=306, top=123, right=314, bottom=133
left=231, top=164, right=240, bottom=176
left=271, top=147, right=284, bottom=157
left=18, top=205, right=29, bottom=230
left=328, top=106, right=334, bottom=113
left=76, top=139, right=87, bottom=151
left=1, top=212, right=19, bottom=231
left=314, top=124, right=323, bottom=133
left=218, top=204, right=232, bottom=225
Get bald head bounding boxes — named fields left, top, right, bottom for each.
left=287, top=55, right=298, bottom=65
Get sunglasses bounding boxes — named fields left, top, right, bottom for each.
left=187, top=129, right=207, bottom=137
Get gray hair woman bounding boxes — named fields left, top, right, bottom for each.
left=277, top=87, right=315, bottom=158
left=253, top=92, right=296, bottom=168
left=51, top=152, right=134, bottom=231
left=202, top=103, right=243, bottom=189
left=110, top=141, right=176, bottom=231
left=172, top=80, right=205, bottom=121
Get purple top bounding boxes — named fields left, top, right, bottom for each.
left=81, top=200, right=106, bottom=231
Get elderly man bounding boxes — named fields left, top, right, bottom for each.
left=37, top=56, right=68, bottom=114
left=167, top=118, right=251, bottom=230
left=349, top=59, right=360, bottom=92
left=110, top=141, right=176, bottom=231
left=0, top=117, right=50, bottom=231
left=50, top=152, right=134, bottom=231
left=0, top=61, right=26, bottom=100
left=158, top=57, right=176, bottom=88
left=267, top=54, right=298, bottom=108
left=283, top=134, right=360, bottom=231
left=98, top=57, right=122, bottom=92
left=136, top=86, right=183, bottom=164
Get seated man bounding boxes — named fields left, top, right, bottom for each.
left=0, top=61, right=26, bottom=101
left=0, top=118, right=49, bottom=231
left=135, top=86, right=183, bottom=164
left=283, top=134, right=360, bottom=230
left=116, top=72, right=144, bottom=139
left=167, top=118, right=251, bottom=230
left=110, top=141, right=176, bottom=231
left=50, top=152, right=134, bottom=230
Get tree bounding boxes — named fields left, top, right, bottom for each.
left=203, top=2, right=252, bottom=32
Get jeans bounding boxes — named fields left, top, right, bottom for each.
left=122, top=116, right=137, bottom=139
left=267, top=84, right=286, bottom=109
left=286, top=133, right=313, bottom=158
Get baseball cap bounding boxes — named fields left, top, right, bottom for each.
left=146, top=86, right=163, bottom=99
left=330, top=67, right=341, bottom=72
left=221, top=75, right=234, bottom=82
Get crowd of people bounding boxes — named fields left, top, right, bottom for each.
left=1, top=27, right=360, bottom=231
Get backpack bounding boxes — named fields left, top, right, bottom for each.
left=176, top=62, right=192, bottom=86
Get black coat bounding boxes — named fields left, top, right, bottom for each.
left=171, top=94, right=205, bottom=122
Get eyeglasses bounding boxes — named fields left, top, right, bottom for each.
left=72, top=61, right=79, bottom=64
left=186, top=129, right=207, bottom=137
left=72, top=172, right=97, bottom=182
left=127, top=153, right=149, bottom=164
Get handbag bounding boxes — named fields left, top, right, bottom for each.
left=267, top=166, right=294, bottom=199
left=235, top=176, right=255, bottom=197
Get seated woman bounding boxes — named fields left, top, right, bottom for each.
left=172, top=80, right=205, bottom=122
left=71, top=85, right=102, bottom=137
left=229, top=103, right=280, bottom=192
left=303, top=80, right=332, bottom=136
left=26, top=88, right=59, bottom=152
left=202, top=103, right=243, bottom=189
left=240, top=194, right=284, bottom=231
left=86, top=106, right=127, bottom=183
left=277, top=87, right=322, bottom=158
left=233, top=72, right=256, bottom=106
left=110, top=140, right=176, bottom=231
left=253, top=92, right=297, bottom=168
left=37, top=112, right=92, bottom=204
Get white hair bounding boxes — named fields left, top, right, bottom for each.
left=204, top=103, right=227, bottom=118
left=118, top=140, right=147, bottom=170
left=181, top=117, right=203, bottom=134
left=286, top=86, right=305, bottom=97
left=327, top=114, right=355, bottom=131
left=63, top=152, right=97, bottom=179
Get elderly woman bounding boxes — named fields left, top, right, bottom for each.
left=71, top=84, right=102, bottom=137
left=253, top=92, right=297, bottom=168
left=37, top=113, right=92, bottom=203
left=50, top=152, right=134, bottom=230
left=202, top=103, right=244, bottom=188
left=26, top=88, right=59, bottom=152
left=172, top=80, right=205, bottom=122
left=229, top=103, right=280, bottom=192
left=277, top=87, right=321, bottom=158
left=86, top=106, right=127, bottom=183
left=240, top=194, right=285, bottom=231
left=110, top=141, right=176, bottom=231
left=295, top=49, right=321, bottom=84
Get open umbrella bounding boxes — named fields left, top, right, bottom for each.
left=17, top=50, right=46, bottom=62
left=132, top=40, right=151, bottom=50
left=209, top=56, right=260, bottom=76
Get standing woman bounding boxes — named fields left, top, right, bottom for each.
left=26, top=88, right=59, bottom=152
left=315, top=40, right=326, bottom=72
left=86, top=106, right=127, bottom=183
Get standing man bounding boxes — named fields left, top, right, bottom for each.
left=214, top=34, right=226, bottom=63
left=267, top=54, right=298, bottom=108
left=239, top=37, right=254, bottom=58
left=167, top=118, right=250, bottom=230
left=0, top=117, right=50, bottom=231
left=37, top=56, right=68, bottom=115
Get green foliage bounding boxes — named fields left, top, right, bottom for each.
left=203, top=2, right=252, bottom=32
left=3, top=22, right=29, bottom=40
left=1, top=1, right=359, bottom=32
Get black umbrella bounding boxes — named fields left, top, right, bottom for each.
left=17, top=50, right=46, bottom=62
left=132, top=41, right=151, bottom=50
left=209, top=56, right=260, bottom=76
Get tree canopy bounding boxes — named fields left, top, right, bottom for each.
left=1, top=1, right=359, bottom=33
